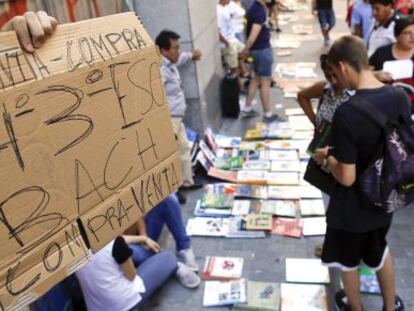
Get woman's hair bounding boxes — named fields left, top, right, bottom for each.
left=395, top=17, right=414, bottom=38
left=320, top=54, right=328, bottom=71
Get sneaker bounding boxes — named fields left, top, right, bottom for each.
left=324, top=37, right=331, bottom=47
left=177, top=248, right=199, bottom=272
left=263, top=114, right=284, bottom=123
left=176, top=191, right=186, bottom=205
left=383, top=295, right=405, bottom=311
left=335, top=290, right=350, bottom=311
left=241, top=109, right=259, bottom=118
left=176, top=262, right=201, bottom=288
left=275, top=27, right=282, bottom=33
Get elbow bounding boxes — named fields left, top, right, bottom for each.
left=338, top=175, right=356, bottom=187
left=125, top=273, right=136, bottom=282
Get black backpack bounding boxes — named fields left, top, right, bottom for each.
left=220, top=73, right=240, bottom=118
left=349, top=93, right=414, bottom=213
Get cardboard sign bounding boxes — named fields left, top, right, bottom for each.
left=0, top=12, right=181, bottom=310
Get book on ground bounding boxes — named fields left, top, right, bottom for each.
left=266, top=172, right=300, bottom=185
left=238, top=170, right=268, bottom=184
left=186, top=217, right=229, bottom=237
left=236, top=185, right=268, bottom=199
left=302, top=217, right=327, bottom=236
left=285, top=258, right=330, bottom=284
left=261, top=200, right=298, bottom=217
left=235, top=281, right=280, bottom=310
left=227, top=216, right=266, bottom=239
left=272, top=217, right=303, bottom=238
left=232, top=200, right=262, bottom=216
left=245, top=214, right=273, bottom=231
left=281, top=283, right=328, bottom=311
left=203, top=279, right=247, bottom=307
left=243, top=160, right=271, bottom=171
left=271, top=160, right=301, bottom=172
left=359, top=267, right=381, bottom=294
left=202, top=256, right=244, bottom=280
left=300, top=199, right=325, bottom=216
left=267, top=186, right=300, bottom=200
left=194, top=200, right=232, bottom=218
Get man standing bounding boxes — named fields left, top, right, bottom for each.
left=241, top=0, right=282, bottom=123
left=315, top=36, right=405, bottom=311
left=368, top=0, right=399, bottom=57
left=312, top=0, right=336, bottom=47
left=156, top=30, right=202, bottom=203
left=351, top=0, right=374, bottom=46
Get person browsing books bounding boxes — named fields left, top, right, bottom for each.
left=314, top=35, right=406, bottom=311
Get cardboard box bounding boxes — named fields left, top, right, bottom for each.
left=0, top=13, right=180, bottom=309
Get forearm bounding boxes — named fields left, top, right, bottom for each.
left=297, top=97, right=316, bottom=125
left=137, top=216, right=147, bottom=236
left=219, top=33, right=228, bottom=45
left=122, top=235, right=147, bottom=244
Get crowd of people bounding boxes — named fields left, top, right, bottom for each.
left=3, top=0, right=414, bottom=310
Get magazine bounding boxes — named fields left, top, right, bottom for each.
left=235, top=281, right=280, bottom=310
left=260, top=200, right=298, bottom=217
left=202, top=256, right=244, bottom=280
left=227, top=216, right=266, bottom=239
left=299, top=199, right=325, bottom=216
left=186, top=217, right=229, bottom=237
left=272, top=217, right=303, bottom=238
left=281, top=283, right=328, bottom=311
left=203, top=279, right=247, bottom=307
left=245, top=214, right=273, bottom=231
left=194, top=200, right=232, bottom=218
left=285, top=258, right=330, bottom=284
left=235, top=185, right=268, bottom=199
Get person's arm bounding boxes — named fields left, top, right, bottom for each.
left=120, top=257, right=137, bottom=281
left=350, top=5, right=362, bottom=37
left=1, top=11, right=57, bottom=53
left=219, top=32, right=230, bottom=47
left=311, top=0, right=317, bottom=14
left=176, top=50, right=201, bottom=68
left=241, top=23, right=262, bottom=56
left=112, top=236, right=136, bottom=281
left=297, top=80, right=325, bottom=125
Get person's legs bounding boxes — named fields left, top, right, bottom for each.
left=259, top=78, right=272, bottom=113
left=341, top=269, right=363, bottom=311
left=243, top=75, right=260, bottom=113
left=171, top=117, right=194, bottom=187
left=376, top=252, right=396, bottom=311
left=135, top=251, right=178, bottom=307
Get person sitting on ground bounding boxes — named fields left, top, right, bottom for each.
left=76, top=234, right=199, bottom=311
left=217, top=0, right=246, bottom=78
left=1, top=11, right=57, bottom=53
left=367, top=0, right=399, bottom=57
left=370, top=16, right=414, bottom=105
left=124, top=194, right=200, bottom=273
left=312, top=0, right=336, bottom=47
left=297, top=54, right=353, bottom=258
left=314, top=35, right=405, bottom=311
left=156, top=30, right=203, bottom=204
left=241, top=0, right=283, bottom=123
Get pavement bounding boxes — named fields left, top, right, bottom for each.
left=141, top=1, right=414, bottom=310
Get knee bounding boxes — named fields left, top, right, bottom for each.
left=158, top=251, right=178, bottom=272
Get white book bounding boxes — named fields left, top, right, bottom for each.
left=271, top=160, right=301, bottom=172
left=298, top=186, right=322, bottom=199
left=302, top=217, right=327, bottom=236
left=203, top=279, right=247, bottom=307
left=281, top=283, right=328, bottom=311
left=261, top=200, right=297, bottom=217
left=267, top=150, right=299, bottom=161
left=285, top=258, right=330, bottom=284
left=232, top=200, right=252, bottom=216
left=300, top=199, right=326, bottom=216
left=237, top=170, right=267, bottom=184
left=383, top=59, right=413, bottom=80
left=186, top=217, right=229, bottom=237
left=203, top=256, right=244, bottom=280
left=243, top=160, right=271, bottom=171
left=266, top=172, right=300, bottom=185
left=267, top=186, right=300, bottom=200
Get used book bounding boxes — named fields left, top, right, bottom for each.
left=300, top=199, right=325, bottom=216
left=237, top=170, right=267, bottom=185
left=267, top=186, right=300, bottom=200
left=186, top=217, right=229, bottom=237
left=232, top=200, right=262, bottom=216
left=194, top=200, right=232, bottom=218
left=227, top=216, right=266, bottom=239
left=281, top=283, right=328, bottom=311
left=266, top=172, right=300, bottom=185
left=243, top=160, right=271, bottom=171
left=235, top=185, right=268, bottom=199
left=285, top=258, right=330, bottom=284
left=202, top=256, right=244, bottom=280
left=272, top=217, right=303, bottom=238
left=234, top=281, right=280, bottom=310
left=271, top=160, right=301, bottom=172
left=203, top=279, right=247, bottom=307
left=260, top=200, right=298, bottom=217
left=302, top=217, right=327, bottom=236
left=245, top=214, right=273, bottom=231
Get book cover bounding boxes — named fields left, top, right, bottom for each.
left=202, top=256, right=244, bottom=280
left=245, top=129, right=266, bottom=140
left=227, top=216, right=266, bottom=239
left=235, top=281, right=280, bottom=310
left=302, top=217, right=327, bottom=236
left=237, top=170, right=268, bottom=185
left=186, top=217, right=229, bottom=237
left=266, top=172, right=300, bottom=185
left=267, top=186, right=300, bottom=200
left=300, top=199, right=325, bottom=216
left=232, top=200, right=252, bottom=216
left=285, top=258, right=330, bottom=284
left=272, top=217, right=303, bottom=238
left=235, top=185, right=268, bottom=199
left=261, top=200, right=298, bottom=217
left=215, top=134, right=242, bottom=149
left=298, top=186, right=323, bottom=199
left=194, top=200, right=232, bottom=218
left=359, top=267, right=381, bottom=294
left=267, top=149, right=299, bottom=161
left=203, top=279, right=247, bottom=307
left=201, top=193, right=234, bottom=209
left=243, top=160, right=271, bottom=171
left=208, top=167, right=238, bottom=183
left=266, top=128, right=294, bottom=139
left=245, top=214, right=273, bottom=231
left=271, top=160, right=301, bottom=172
left=281, top=283, right=328, bottom=311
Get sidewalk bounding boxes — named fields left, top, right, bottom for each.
left=141, top=1, right=414, bottom=310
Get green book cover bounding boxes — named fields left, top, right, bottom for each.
left=235, top=281, right=280, bottom=311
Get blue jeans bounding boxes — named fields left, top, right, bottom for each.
left=129, top=194, right=191, bottom=266
left=318, top=9, right=335, bottom=31
left=250, top=48, right=274, bottom=78
left=130, top=251, right=178, bottom=310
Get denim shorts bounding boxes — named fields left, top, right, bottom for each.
left=318, top=9, right=335, bottom=31
left=250, top=48, right=274, bottom=78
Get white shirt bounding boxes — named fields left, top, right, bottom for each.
left=368, top=16, right=397, bottom=57
left=217, top=3, right=237, bottom=46
left=76, top=241, right=146, bottom=311
left=228, top=1, right=246, bottom=34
